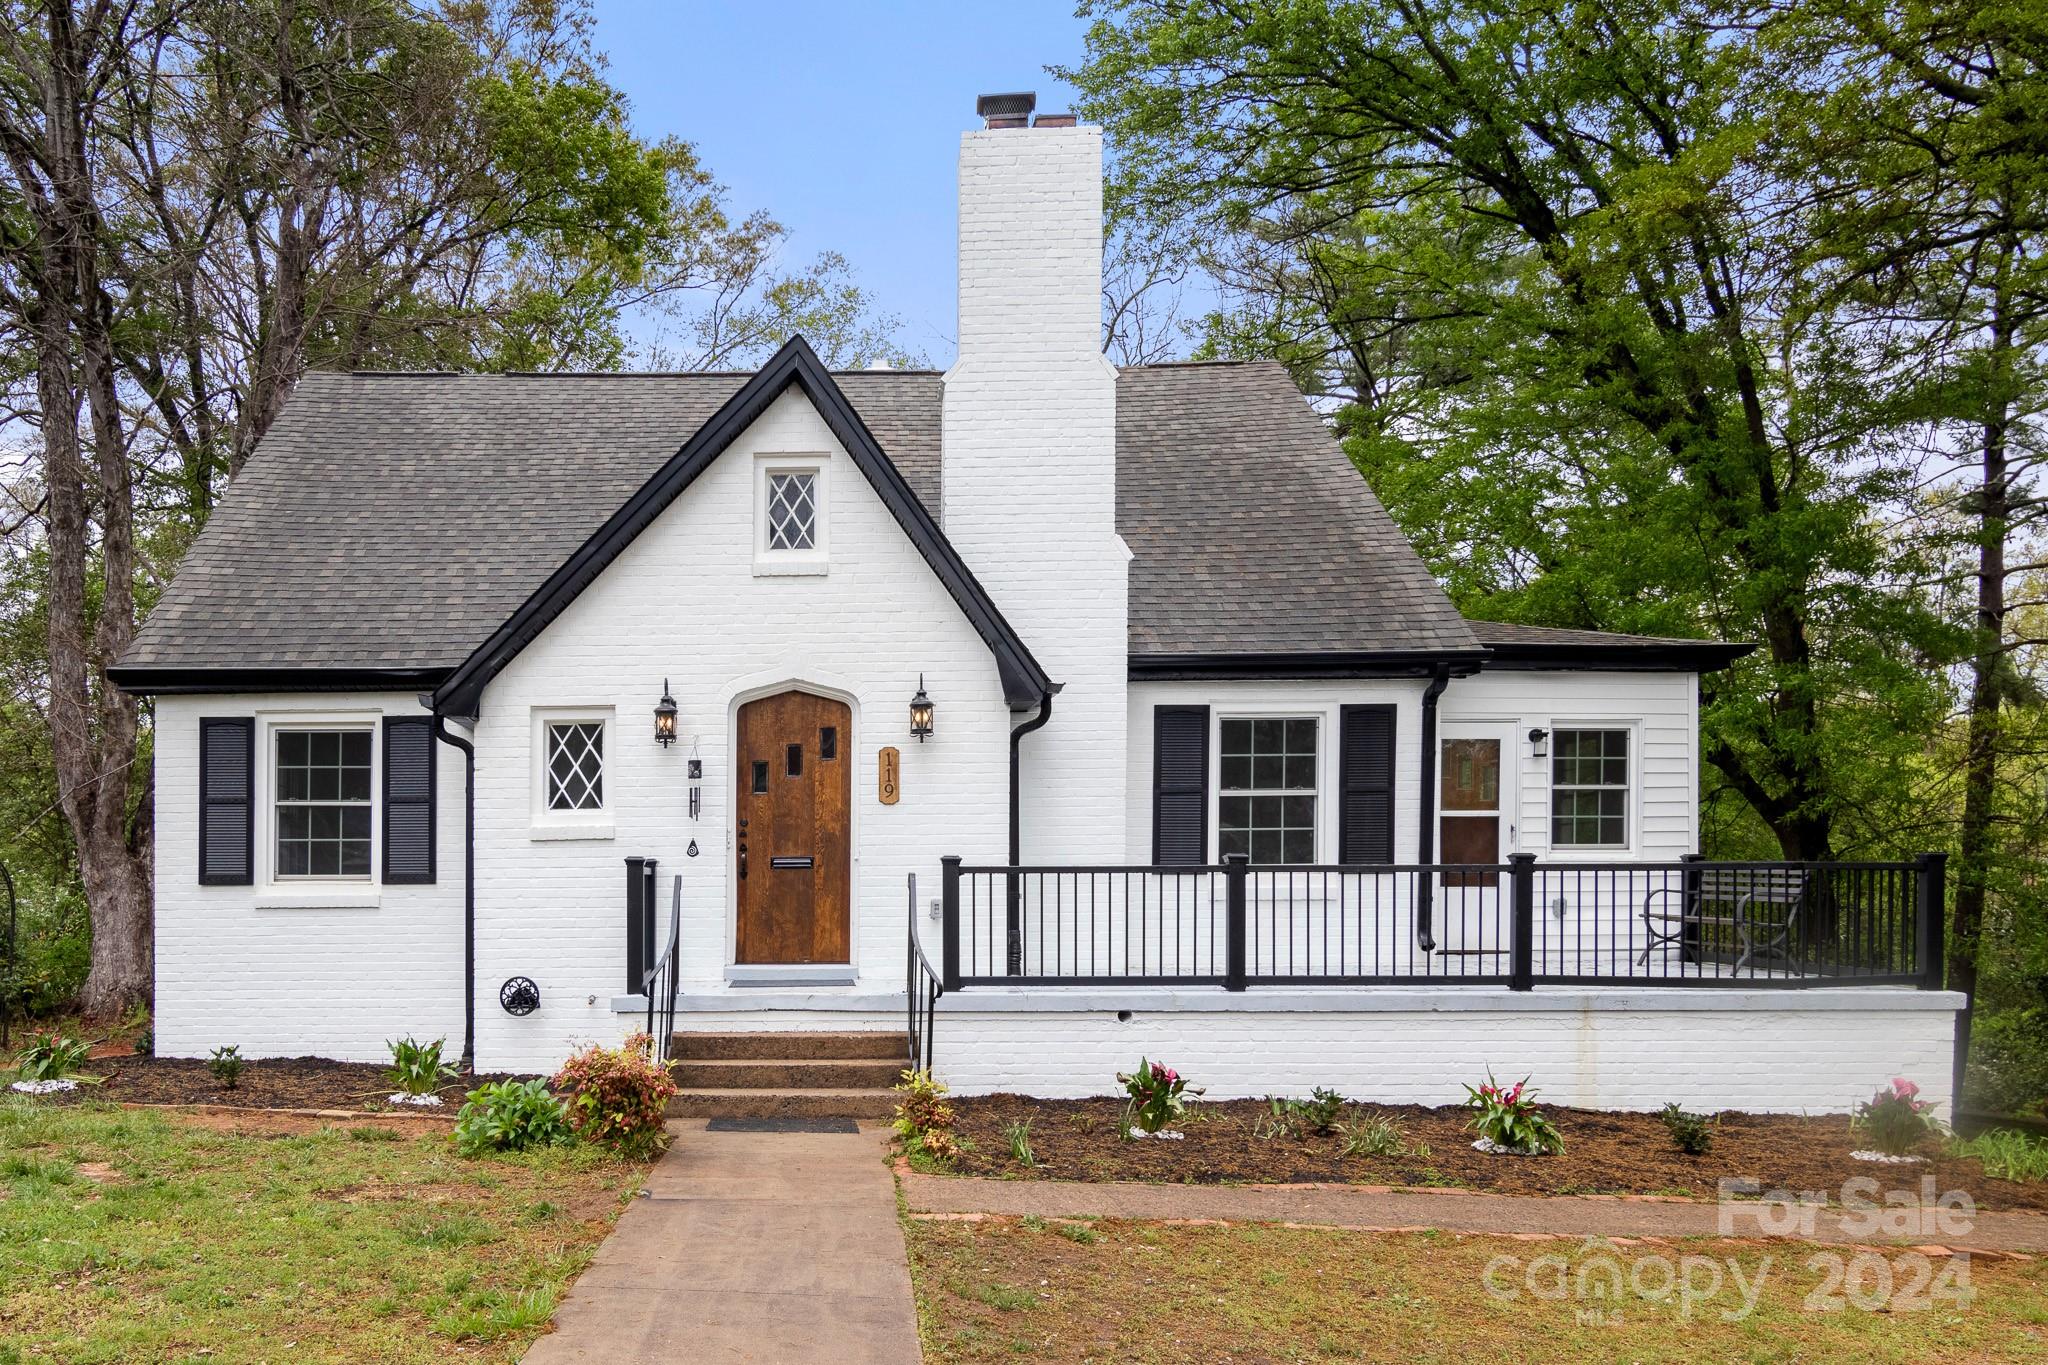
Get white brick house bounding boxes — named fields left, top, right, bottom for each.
left=112, top=98, right=1960, bottom=1114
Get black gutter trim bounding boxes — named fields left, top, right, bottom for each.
left=107, top=666, right=451, bottom=696
left=1415, top=665, right=1450, bottom=952
left=430, top=336, right=1052, bottom=717
left=1129, top=651, right=1487, bottom=681
left=1006, top=690, right=1055, bottom=975
left=430, top=713, right=477, bottom=1074
left=1474, top=641, right=1755, bottom=672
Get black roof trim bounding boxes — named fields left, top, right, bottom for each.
left=429, top=336, right=1053, bottom=717
left=1129, top=651, right=1488, bottom=681
left=1476, top=641, right=1754, bottom=673
left=107, top=665, right=451, bottom=696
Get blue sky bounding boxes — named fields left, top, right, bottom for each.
left=590, top=2, right=1094, bottom=365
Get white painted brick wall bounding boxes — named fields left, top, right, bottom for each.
left=932, top=989, right=1963, bottom=1115
left=946, top=125, right=1129, bottom=863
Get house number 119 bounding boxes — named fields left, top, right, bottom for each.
left=878, top=747, right=901, bottom=805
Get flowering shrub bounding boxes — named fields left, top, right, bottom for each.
left=1464, top=1073, right=1564, bottom=1155
left=892, top=1068, right=962, bottom=1166
left=454, top=1079, right=574, bottom=1157
left=1855, top=1077, right=1941, bottom=1156
left=1117, top=1057, right=1203, bottom=1136
left=550, top=1033, right=677, bottom=1158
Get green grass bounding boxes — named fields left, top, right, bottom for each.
left=1952, top=1128, right=2048, bottom=1182
left=0, top=1098, right=648, bottom=1362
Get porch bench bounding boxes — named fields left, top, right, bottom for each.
left=1637, top=868, right=1808, bottom=971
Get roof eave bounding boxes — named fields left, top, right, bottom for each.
left=1128, top=649, right=1488, bottom=681
left=105, top=665, right=453, bottom=696
left=1475, top=640, right=1756, bottom=672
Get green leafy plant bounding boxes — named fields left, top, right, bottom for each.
left=1949, top=1128, right=2048, bottom=1183
left=1854, top=1077, right=1942, bottom=1156
left=1264, top=1087, right=1348, bottom=1138
left=892, top=1068, right=963, bottom=1167
left=386, top=1035, right=456, bottom=1098
left=453, top=1079, right=574, bottom=1157
left=1337, top=1114, right=1424, bottom=1160
left=208, top=1044, right=244, bottom=1089
left=1116, top=1057, right=1202, bottom=1136
left=1464, top=1073, right=1563, bottom=1156
left=1659, top=1103, right=1716, bottom=1155
left=550, top=1033, right=677, bottom=1158
left=1004, top=1118, right=1036, bottom=1167
left=13, top=1030, right=94, bottom=1082
left=132, top=1027, right=152, bottom=1058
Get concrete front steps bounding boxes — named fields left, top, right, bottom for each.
left=666, top=1031, right=908, bottom=1120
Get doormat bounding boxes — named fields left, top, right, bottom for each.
left=705, top=1116, right=861, bottom=1134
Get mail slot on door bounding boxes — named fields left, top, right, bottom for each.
left=769, top=856, right=814, bottom=870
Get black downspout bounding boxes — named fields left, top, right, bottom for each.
left=1415, top=666, right=1451, bottom=952
left=431, top=715, right=477, bottom=1073
left=1006, top=690, right=1054, bottom=974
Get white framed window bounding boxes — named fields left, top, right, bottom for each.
left=754, top=454, right=828, bottom=574
left=1550, top=727, right=1631, bottom=848
left=1218, top=716, right=1319, bottom=865
left=531, top=708, right=615, bottom=838
left=273, top=727, right=373, bottom=879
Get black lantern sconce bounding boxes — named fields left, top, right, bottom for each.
left=1528, top=727, right=1550, bottom=761
left=654, top=680, right=678, bottom=747
left=909, top=675, right=935, bottom=743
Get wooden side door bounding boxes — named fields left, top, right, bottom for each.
left=735, top=691, right=852, bottom=964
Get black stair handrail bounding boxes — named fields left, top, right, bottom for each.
left=642, top=874, right=683, bottom=1065
left=905, top=871, right=941, bottom=1074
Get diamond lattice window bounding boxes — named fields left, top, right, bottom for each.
left=765, top=472, right=817, bottom=551
left=546, top=721, right=605, bottom=811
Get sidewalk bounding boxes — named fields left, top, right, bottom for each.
left=522, top=1121, right=921, bottom=1363
left=901, top=1169, right=2048, bottom=1255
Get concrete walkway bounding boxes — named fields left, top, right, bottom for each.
left=523, top=1121, right=921, bottom=1363
left=902, top=1170, right=2048, bottom=1255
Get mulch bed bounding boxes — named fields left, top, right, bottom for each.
left=32, top=1054, right=532, bottom=1113
left=944, top=1095, right=2048, bottom=1213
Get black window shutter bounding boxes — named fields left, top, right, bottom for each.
left=1339, top=704, right=1398, bottom=865
left=198, top=717, right=254, bottom=885
left=382, top=716, right=437, bottom=884
left=1152, top=705, right=1210, bottom=866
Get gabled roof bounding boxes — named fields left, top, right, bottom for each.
left=428, top=337, right=1049, bottom=714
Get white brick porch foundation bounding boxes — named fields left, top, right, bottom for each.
left=930, top=987, right=1964, bottom=1115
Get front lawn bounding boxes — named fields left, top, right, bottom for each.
left=907, top=1214, right=2048, bottom=1363
left=0, top=1098, right=649, bottom=1363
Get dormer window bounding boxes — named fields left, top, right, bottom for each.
left=755, top=455, right=828, bottom=574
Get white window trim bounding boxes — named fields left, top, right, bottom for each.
left=254, top=709, right=381, bottom=909
left=753, top=452, right=829, bottom=576
left=532, top=706, right=616, bottom=840
left=1212, top=709, right=1329, bottom=866
left=1544, top=720, right=1639, bottom=856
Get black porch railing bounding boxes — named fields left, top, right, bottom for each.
left=906, top=872, right=941, bottom=1072
left=939, top=853, right=1947, bottom=993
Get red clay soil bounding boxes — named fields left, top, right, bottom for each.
left=39, top=1054, right=529, bottom=1113
left=944, top=1096, right=2048, bottom=1214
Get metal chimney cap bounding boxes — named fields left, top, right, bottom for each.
left=976, top=91, right=1037, bottom=120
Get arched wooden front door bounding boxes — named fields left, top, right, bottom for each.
left=735, top=691, right=852, bottom=964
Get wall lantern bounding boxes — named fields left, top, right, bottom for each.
left=654, top=680, right=679, bottom=747
left=909, top=675, right=935, bottom=743
left=1528, top=727, right=1550, bottom=761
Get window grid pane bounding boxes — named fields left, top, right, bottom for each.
left=1551, top=729, right=1628, bottom=846
left=546, top=722, right=605, bottom=811
left=274, top=728, right=371, bottom=878
left=766, top=472, right=817, bottom=550
left=1219, top=716, right=1318, bottom=864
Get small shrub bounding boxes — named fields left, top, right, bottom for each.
left=386, top=1035, right=456, bottom=1098
left=13, top=1031, right=94, bottom=1082
left=550, top=1034, right=677, bottom=1158
left=1659, top=1103, right=1716, bottom=1155
left=132, top=1027, right=152, bottom=1058
left=1464, top=1073, right=1563, bottom=1156
left=1263, top=1087, right=1348, bottom=1139
left=1117, top=1057, right=1202, bottom=1136
left=1950, top=1128, right=2048, bottom=1183
left=892, top=1068, right=962, bottom=1168
left=208, top=1044, right=245, bottom=1090
left=1004, top=1118, right=1036, bottom=1167
left=453, top=1079, right=573, bottom=1157
left=1855, top=1077, right=1942, bottom=1156
left=1337, top=1114, right=1423, bottom=1160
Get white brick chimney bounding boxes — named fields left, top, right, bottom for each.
left=943, top=95, right=1129, bottom=861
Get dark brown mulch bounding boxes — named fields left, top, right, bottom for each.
left=39, top=1054, right=531, bottom=1113
left=944, top=1095, right=2048, bottom=1213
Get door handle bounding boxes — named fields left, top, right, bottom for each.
left=738, top=842, right=748, bottom=880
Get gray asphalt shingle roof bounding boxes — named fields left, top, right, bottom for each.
left=116, top=360, right=1480, bottom=679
